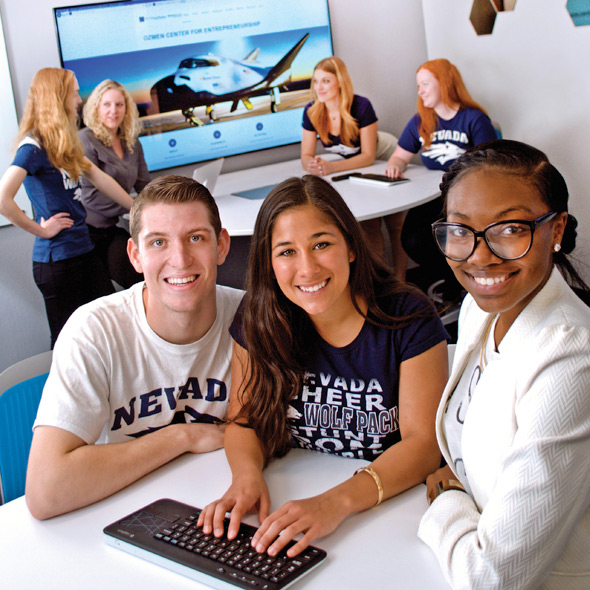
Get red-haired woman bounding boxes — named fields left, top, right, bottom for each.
left=385, top=59, right=497, bottom=298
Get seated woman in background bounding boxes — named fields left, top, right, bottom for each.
left=385, top=58, right=497, bottom=299
left=419, top=139, right=590, bottom=589
left=198, top=174, right=448, bottom=557
left=80, top=79, right=150, bottom=288
left=0, top=68, right=133, bottom=346
left=301, top=57, right=400, bottom=275
left=301, top=56, right=380, bottom=176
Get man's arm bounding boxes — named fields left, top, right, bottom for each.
left=26, top=421, right=224, bottom=520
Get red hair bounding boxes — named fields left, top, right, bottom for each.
left=416, top=59, right=487, bottom=149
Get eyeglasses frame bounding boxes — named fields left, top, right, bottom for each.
left=431, top=211, right=558, bottom=262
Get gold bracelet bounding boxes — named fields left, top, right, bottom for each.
left=354, top=466, right=384, bottom=506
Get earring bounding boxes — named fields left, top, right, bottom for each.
left=553, top=243, right=561, bottom=252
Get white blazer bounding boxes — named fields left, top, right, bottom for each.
left=418, top=269, right=590, bottom=590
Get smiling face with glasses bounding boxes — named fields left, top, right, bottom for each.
left=432, top=210, right=557, bottom=262
left=439, top=168, right=567, bottom=340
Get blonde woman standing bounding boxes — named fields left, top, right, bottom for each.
left=0, top=68, right=133, bottom=346
left=80, top=80, right=150, bottom=288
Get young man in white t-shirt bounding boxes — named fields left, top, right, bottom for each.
left=26, top=175, right=243, bottom=519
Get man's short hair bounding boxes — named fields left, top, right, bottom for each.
left=130, top=175, right=222, bottom=242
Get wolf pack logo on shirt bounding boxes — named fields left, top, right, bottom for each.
left=288, top=371, right=400, bottom=459
left=60, top=168, right=82, bottom=199
left=422, top=141, right=466, bottom=166
left=325, top=142, right=360, bottom=158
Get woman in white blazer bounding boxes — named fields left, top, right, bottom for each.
left=418, top=139, right=590, bottom=589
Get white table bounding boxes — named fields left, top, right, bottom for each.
left=0, top=449, right=449, bottom=589
left=213, top=159, right=442, bottom=236
left=213, top=159, right=442, bottom=288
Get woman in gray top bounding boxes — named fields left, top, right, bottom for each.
left=80, top=80, right=150, bottom=288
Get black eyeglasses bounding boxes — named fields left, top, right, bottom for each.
left=431, top=211, right=557, bottom=261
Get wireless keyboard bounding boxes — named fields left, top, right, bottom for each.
left=104, top=498, right=327, bottom=590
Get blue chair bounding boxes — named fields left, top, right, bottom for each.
left=0, top=351, right=52, bottom=395
left=492, top=120, right=503, bottom=139
left=0, top=352, right=51, bottom=505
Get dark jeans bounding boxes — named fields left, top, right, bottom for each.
left=88, top=225, right=143, bottom=289
left=33, top=250, right=114, bottom=347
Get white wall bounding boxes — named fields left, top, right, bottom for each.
left=329, top=0, right=428, bottom=139
left=0, top=10, right=29, bottom=227
left=422, top=0, right=590, bottom=281
left=0, top=0, right=428, bottom=371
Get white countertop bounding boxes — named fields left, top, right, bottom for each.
left=0, top=448, right=449, bottom=589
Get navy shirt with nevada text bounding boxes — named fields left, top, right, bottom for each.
left=231, top=290, right=448, bottom=460
left=398, top=107, right=497, bottom=170
left=12, top=139, right=93, bottom=263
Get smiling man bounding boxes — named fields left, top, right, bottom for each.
left=26, top=175, right=242, bottom=519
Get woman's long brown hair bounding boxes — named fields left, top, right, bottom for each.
left=234, top=175, right=430, bottom=463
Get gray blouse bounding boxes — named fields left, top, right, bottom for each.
left=79, top=127, right=151, bottom=228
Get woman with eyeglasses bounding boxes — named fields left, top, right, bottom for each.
left=419, top=139, right=590, bottom=589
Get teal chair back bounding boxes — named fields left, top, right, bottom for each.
left=0, top=373, right=48, bottom=504
left=492, top=120, right=503, bottom=139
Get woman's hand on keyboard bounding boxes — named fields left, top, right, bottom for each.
left=251, top=491, right=348, bottom=558
left=197, top=469, right=271, bottom=541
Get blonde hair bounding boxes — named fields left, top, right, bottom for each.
left=306, top=56, right=359, bottom=147
left=17, top=68, right=89, bottom=180
left=416, top=59, right=488, bottom=149
left=82, top=79, right=142, bottom=152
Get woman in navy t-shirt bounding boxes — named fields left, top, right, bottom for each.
left=385, top=59, right=495, bottom=176
left=301, top=56, right=405, bottom=277
left=199, top=175, right=448, bottom=558
left=384, top=59, right=497, bottom=299
left=301, top=56, right=378, bottom=177
left=0, top=68, right=134, bottom=346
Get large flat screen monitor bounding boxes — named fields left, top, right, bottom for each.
left=54, top=0, right=333, bottom=171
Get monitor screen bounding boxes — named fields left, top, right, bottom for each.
left=54, top=0, right=333, bottom=171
